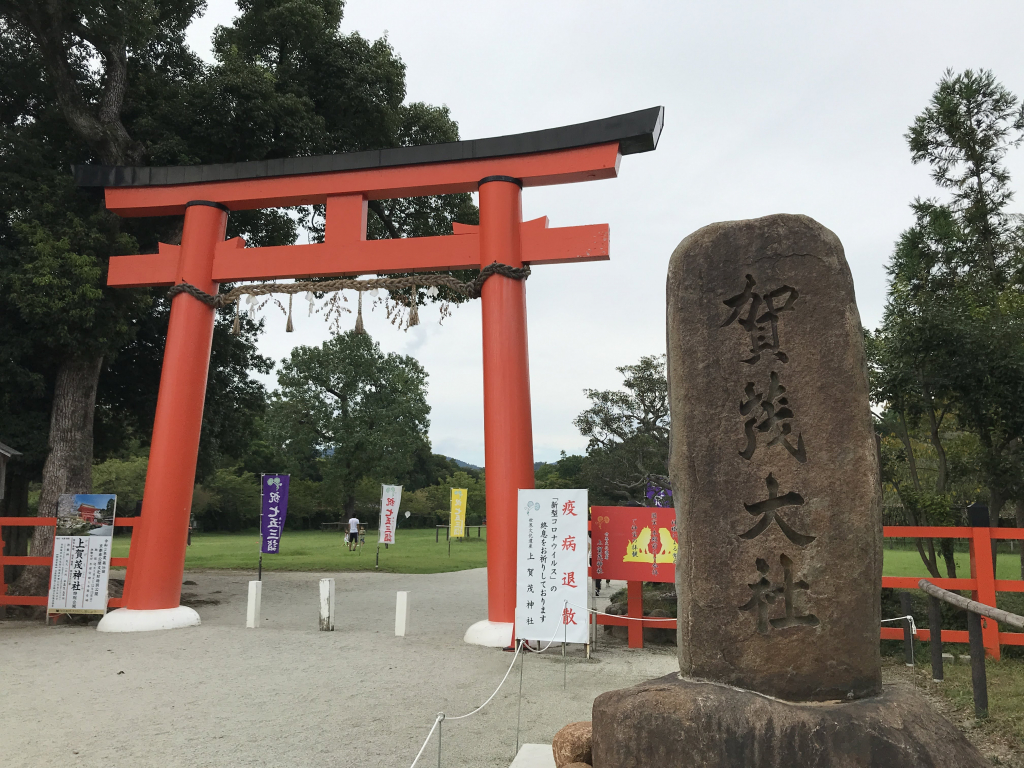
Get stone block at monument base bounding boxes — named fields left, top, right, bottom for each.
left=592, top=674, right=987, bottom=768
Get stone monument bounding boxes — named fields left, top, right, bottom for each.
left=589, top=215, right=987, bottom=766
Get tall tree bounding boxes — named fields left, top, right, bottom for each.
left=0, top=2, right=190, bottom=594
left=0, top=0, right=478, bottom=595
left=871, top=69, right=1024, bottom=575
left=204, top=0, right=479, bottom=310
left=574, top=355, right=670, bottom=505
left=268, top=331, right=431, bottom=516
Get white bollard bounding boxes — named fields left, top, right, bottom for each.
left=395, top=591, right=409, bottom=637
left=246, top=580, right=262, bottom=628
left=319, top=578, right=336, bottom=631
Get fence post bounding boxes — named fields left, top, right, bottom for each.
left=246, top=580, right=262, bottom=628
left=927, top=594, right=944, bottom=682
left=967, top=611, right=989, bottom=719
left=395, top=591, right=409, bottom=637
left=627, top=581, right=643, bottom=649
left=899, top=592, right=915, bottom=666
left=319, top=578, right=335, bottom=631
left=0, top=522, right=7, bottom=607
left=0, top=523, right=7, bottom=619
left=968, top=524, right=1000, bottom=660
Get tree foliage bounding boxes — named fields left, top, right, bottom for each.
left=0, top=1, right=481, bottom=593
left=268, top=331, right=431, bottom=516
left=573, top=355, right=670, bottom=505
left=869, top=69, right=1024, bottom=576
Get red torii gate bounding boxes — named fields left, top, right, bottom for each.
left=76, top=107, right=663, bottom=642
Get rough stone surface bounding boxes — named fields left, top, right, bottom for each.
left=552, top=721, right=592, bottom=767
left=591, top=675, right=988, bottom=768
left=603, top=604, right=625, bottom=637
left=643, top=609, right=675, bottom=645
left=666, top=214, right=882, bottom=701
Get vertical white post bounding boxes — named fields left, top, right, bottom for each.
left=246, top=580, right=262, bottom=629
left=319, top=578, right=336, bottom=631
left=395, top=591, right=409, bottom=637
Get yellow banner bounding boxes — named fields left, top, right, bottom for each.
left=450, top=488, right=467, bottom=538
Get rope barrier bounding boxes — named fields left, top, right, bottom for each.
left=881, top=615, right=918, bottom=635
left=408, top=638, right=527, bottom=768
left=406, top=616, right=569, bottom=768
left=566, top=599, right=676, bottom=624
left=407, top=603, right=929, bottom=768
left=408, top=714, right=443, bottom=768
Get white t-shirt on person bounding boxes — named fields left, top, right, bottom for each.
left=348, top=517, right=359, bottom=533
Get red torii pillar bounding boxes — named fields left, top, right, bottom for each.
left=78, top=108, right=663, bottom=640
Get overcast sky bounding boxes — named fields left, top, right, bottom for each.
left=186, top=1, right=1024, bottom=467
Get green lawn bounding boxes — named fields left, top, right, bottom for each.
left=112, top=528, right=488, bottom=574
left=112, top=531, right=1024, bottom=578
left=882, top=548, right=1022, bottom=580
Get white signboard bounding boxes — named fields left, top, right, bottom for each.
left=47, top=494, right=116, bottom=615
left=378, top=484, right=403, bottom=544
left=515, top=489, right=588, bottom=644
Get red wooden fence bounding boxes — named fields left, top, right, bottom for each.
left=0, top=517, right=141, bottom=609
left=588, top=523, right=1024, bottom=654
left=879, top=525, right=1024, bottom=661
left=2, top=517, right=1021, bottom=657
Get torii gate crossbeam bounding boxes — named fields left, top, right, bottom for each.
left=75, top=107, right=663, bottom=642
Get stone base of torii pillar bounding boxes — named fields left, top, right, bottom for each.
left=97, top=606, right=201, bottom=633
left=463, top=619, right=515, bottom=648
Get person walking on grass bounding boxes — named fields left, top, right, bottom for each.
left=348, top=514, right=360, bottom=551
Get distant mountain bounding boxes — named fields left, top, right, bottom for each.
left=445, top=456, right=483, bottom=471
left=445, top=457, right=550, bottom=472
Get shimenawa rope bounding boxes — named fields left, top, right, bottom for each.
left=165, top=261, right=530, bottom=334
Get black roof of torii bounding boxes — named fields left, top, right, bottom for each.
left=73, top=106, right=664, bottom=189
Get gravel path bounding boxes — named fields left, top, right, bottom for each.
left=1, top=569, right=676, bottom=768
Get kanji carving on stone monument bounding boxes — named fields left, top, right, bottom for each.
left=668, top=214, right=884, bottom=702
left=740, top=472, right=815, bottom=546
left=739, top=554, right=819, bottom=634
left=739, top=371, right=806, bottom=463
left=721, top=274, right=799, bottom=364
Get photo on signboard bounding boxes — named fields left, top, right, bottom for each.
left=49, top=493, right=118, bottom=615
left=55, top=493, right=117, bottom=537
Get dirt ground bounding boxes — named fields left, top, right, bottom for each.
left=881, top=660, right=1023, bottom=768
left=0, top=570, right=675, bottom=768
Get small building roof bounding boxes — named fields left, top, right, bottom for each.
left=0, top=441, right=22, bottom=459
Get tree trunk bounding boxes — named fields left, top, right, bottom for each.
left=897, top=411, right=922, bottom=490
left=11, top=355, right=103, bottom=597
left=2, top=471, right=31, bottom=577
left=896, top=411, right=939, bottom=577
left=1, top=469, right=31, bottom=614
left=344, top=494, right=356, bottom=518
left=1017, top=499, right=1024, bottom=581
left=923, top=400, right=948, bottom=494
left=939, top=538, right=958, bottom=579
left=988, top=487, right=1004, bottom=576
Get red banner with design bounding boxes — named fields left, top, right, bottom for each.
left=590, top=506, right=677, bottom=583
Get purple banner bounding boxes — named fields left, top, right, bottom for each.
left=261, top=474, right=290, bottom=554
